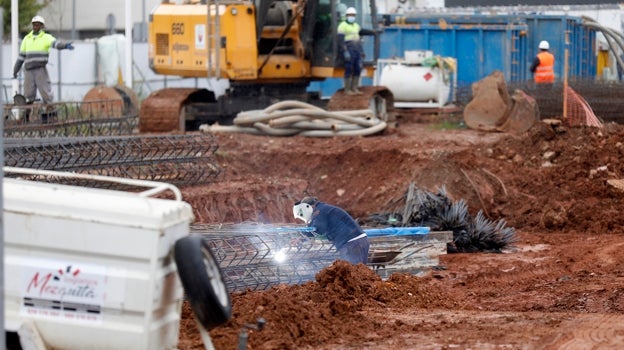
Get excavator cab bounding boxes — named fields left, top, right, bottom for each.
left=307, top=0, right=380, bottom=76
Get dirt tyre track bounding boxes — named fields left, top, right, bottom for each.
left=538, top=314, right=624, bottom=349
left=174, top=235, right=232, bottom=330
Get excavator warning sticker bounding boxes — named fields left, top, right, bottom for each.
left=20, top=259, right=106, bottom=322
left=196, top=24, right=206, bottom=50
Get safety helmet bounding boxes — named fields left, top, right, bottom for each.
left=31, top=15, right=45, bottom=25
left=346, top=7, right=357, bottom=16
left=538, top=40, right=549, bottom=50
left=293, top=202, right=314, bottom=224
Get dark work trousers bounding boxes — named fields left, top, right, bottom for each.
left=344, top=41, right=363, bottom=79
left=338, top=236, right=370, bottom=265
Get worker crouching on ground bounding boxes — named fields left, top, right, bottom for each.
left=13, top=15, right=75, bottom=107
left=530, top=40, right=555, bottom=84
left=293, top=196, right=369, bottom=264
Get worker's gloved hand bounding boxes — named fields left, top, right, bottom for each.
left=66, top=42, right=75, bottom=50
left=343, top=50, right=351, bottom=61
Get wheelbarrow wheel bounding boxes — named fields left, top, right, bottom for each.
left=174, top=234, right=232, bottom=330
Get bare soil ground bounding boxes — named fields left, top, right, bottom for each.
left=176, top=110, right=624, bottom=349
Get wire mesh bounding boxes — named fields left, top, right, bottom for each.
left=4, top=134, right=221, bottom=189
left=192, top=223, right=340, bottom=292
left=192, top=223, right=453, bottom=292
left=457, top=79, right=624, bottom=123
left=564, top=86, right=602, bottom=127
left=3, top=99, right=137, bottom=138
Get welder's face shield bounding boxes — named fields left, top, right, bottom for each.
left=293, top=202, right=313, bottom=224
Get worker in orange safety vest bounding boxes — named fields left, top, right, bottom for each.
left=530, top=40, right=555, bottom=83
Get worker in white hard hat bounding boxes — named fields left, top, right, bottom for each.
left=13, top=15, right=75, bottom=121
left=337, top=7, right=365, bottom=95
left=530, top=40, right=555, bottom=84
left=293, top=196, right=369, bottom=265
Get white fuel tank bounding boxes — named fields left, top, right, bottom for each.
left=376, top=51, right=456, bottom=107
left=380, top=64, right=448, bottom=102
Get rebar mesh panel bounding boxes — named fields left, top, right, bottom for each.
left=4, top=117, right=137, bottom=138
left=3, top=100, right=137, bottom=138
left=457, top=79, right=624, bottom=123
left=4, top=134, right=221, bottom=188
left=221, top=260, right=335, bottom=293
left=192, top=224, right=453, bottom=292
left=192, top=224, right=340, bottom=292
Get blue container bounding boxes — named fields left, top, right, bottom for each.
left=380, top=14, right=596, bottom=86
left=309, top=14, right=596, bottom=97
left=379, top=15, right=529, bottom=86
left=523, top=14, right=596, bottom=81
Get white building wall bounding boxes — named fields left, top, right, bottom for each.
left=1, top=41, right=227, bottom=103
left=39, top=0, right=161, bottom=35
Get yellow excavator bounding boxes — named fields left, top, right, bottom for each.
left=140, top=0, right=393, bottom=132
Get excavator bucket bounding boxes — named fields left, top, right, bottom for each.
left=498, top=90, right=539, bottom=134
left=463, top=71, right=539, bottom=134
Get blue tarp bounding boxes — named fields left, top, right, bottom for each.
left=275, top=226, right=431, bottom=236
left=364, top=227, right=431, bottom=236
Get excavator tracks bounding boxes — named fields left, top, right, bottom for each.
left=139, top=88, right=200, bottom=133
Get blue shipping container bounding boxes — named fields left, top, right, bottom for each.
left=310, top=14, right=596, bottom=98
left=381, top=14, right=597, bottom=85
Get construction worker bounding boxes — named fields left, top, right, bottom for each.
left=530, top=40, right=555, bottom=84
left=338, top=7, right=364, bottom=95
left=13, top=15, right=75, bottom=106
left=293, top=196, right=369, bottom=265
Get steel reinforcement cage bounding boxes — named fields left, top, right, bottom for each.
left=192, top=223, right=452, bottom=292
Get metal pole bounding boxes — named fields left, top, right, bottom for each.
left=563, top=31, right=569, bottom=121
left=125, top=0, right=133, bottom=89
left=11, top=0, right=18, bottom=96
left=0, top=9, right=7, bottom=350
left=57, top=4, right=64, bottom=100
left=142, top=0, right=147, bottom=41
left=58, top=50, right=62, bottom=101
left=71, top=0, right=77, bottom=40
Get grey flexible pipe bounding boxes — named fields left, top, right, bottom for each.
left=202, top=120, right=386, bottom=137
left=252, top=122, right=301, bottom=136
left=199, top=124, right=264, bottom=134
left=582, top=18, right=624, bottom=78
left=236, top=108, right=375, bottom=127
left=299, top=121, right=388, bottom=137
left=203, top=100, right=387, bottom=137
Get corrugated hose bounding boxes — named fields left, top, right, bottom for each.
left=200, top=100, right=387, bottom=137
